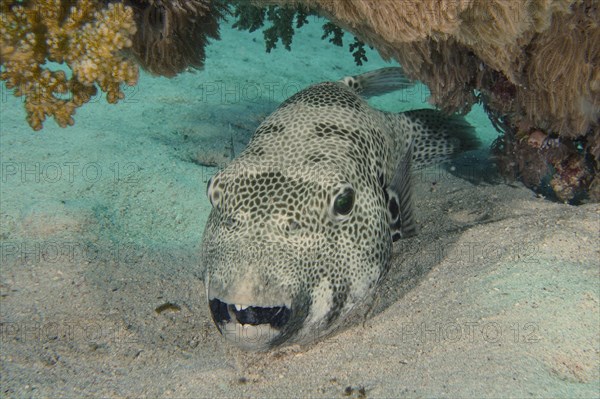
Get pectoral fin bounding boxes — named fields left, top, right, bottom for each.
left=387, top=142, right=417, bottom=241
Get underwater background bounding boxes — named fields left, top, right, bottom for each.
left=1, top=17, right=598, bottom=398
left=1, top=16, right=499, bottom=259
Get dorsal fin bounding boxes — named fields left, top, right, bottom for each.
left=387, top=141, right=417, bottom=241
left=339, top=67, right=414, bottom=98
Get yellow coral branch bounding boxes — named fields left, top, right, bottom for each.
left=1, top=0, right=138, bottom=130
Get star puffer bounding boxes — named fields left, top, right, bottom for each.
left=201, top=68, right=479, bottom=351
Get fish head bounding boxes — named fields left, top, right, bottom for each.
left=201, top=158, right=391, bottom=350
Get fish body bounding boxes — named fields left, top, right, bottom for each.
left=201, top=68, right=478, bottom=350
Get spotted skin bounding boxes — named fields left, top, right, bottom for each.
left=201, top=70, right=478, bottom=350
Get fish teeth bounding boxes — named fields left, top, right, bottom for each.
left=234, top=304, right=249, bottom=311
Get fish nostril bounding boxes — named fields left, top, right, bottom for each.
left=287, top=219, right=301, bottom=232
left=223, top=216, right=238, bottom=229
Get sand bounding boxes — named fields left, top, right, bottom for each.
left=1, top=18, right=598, bottom=398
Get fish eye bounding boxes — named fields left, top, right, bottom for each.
left=334, top=189, right=354, bottom=215
left=330, top=184, right=355, bottom=220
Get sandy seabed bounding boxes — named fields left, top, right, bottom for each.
left=1, top=19, right=599, bottom=398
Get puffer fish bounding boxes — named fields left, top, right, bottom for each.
left=201, top=68, right=478, bottom=351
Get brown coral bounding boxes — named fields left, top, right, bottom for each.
left=518, top=2, right=600, bottom=138
left=0, top=0, right=138, bottom=130
left=261, top=0, right=597, bottom=135
left=126, top=0, right=227, bottom=77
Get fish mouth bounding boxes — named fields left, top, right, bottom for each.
left=208, top=298, right=292, bottom=350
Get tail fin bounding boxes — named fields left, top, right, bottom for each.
left=398, top=109, right=480, bottom=169
left=339, top=67, right=414, bottom=98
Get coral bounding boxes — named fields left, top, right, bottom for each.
left=518, top=1, right=600, bottom=138
left=231, top=1, right=314, bottom=52
left=589, top=174, right=600, bottom=201
left=263, top=6, right=300, bottom=52
left=232, top=1, right=371, bottom=62
left=256, top=0, right=597, bottom=133
left=550, top=154, right=590, bottom=202
left=491, top=123, right=594, bottom=203
left=126, top=0, right=228, bottom=77
left=1, top=0, right=138, bottom=130
left=1, top=0, right=228, bottom=129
